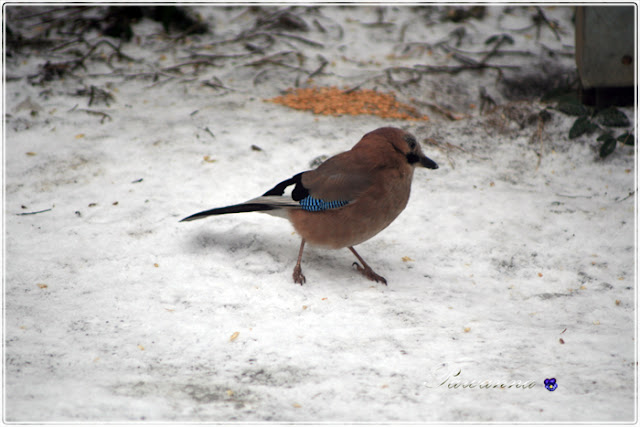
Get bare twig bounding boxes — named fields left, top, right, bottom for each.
left=252, top=69, right=269, bottom=86
left=244, top=51, right=311, bottom=74
left=412, top=99, right=466, bottom=121
left=26, top=6, right=91, bottom=26
left=534, top=7, right=561, bottom=41
left=414, top=62, right=518, bottom=76
left=440, top=42, right=535, bottom=58
left=77, top=108, right=112, bottom=124
left=480, top=34, right=514, bottom=64
left=16, top=208, right=52, bottom=216
left=343, top=74, right=385, bottom=94
left=479, top=87, right=497, bottom=114
left=616, top=190, right=636, bottom=203
left=531, top=112, right=546, bottom=170
left=187, top=51, right=256, bottom=61
left=161, top=60, right=218, bottom=73
left=271, top=32, right=324, bottom=48
left=202, top=76, right=237, bottom=92
left=385, top=67, right=422, bottom=86
left=308, top=56, right=329, bottom=79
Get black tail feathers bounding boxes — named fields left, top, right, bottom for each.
left=179, top=203, right=276, bottom=222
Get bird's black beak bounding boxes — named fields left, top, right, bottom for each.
left=420, top=155, right=439, bottom=169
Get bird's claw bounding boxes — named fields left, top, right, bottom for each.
left=293, top=264, right=306, bottom=285
left=352, top=262, right=387, bottom=285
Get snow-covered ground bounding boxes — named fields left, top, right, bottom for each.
left=3, top=5, right=636, bottom=422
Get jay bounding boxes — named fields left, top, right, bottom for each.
left=181, top=127, right=438, bottom=285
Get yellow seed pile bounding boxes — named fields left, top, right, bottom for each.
left=267, top=86, right=429, bottom=121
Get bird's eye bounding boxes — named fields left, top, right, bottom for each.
left=404, top=135, right=417, bottom=151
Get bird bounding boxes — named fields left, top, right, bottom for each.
left=181, top=126, right=438, bottom=285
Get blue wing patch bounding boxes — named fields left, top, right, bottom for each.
left=299, top=195, right=349, bottom=212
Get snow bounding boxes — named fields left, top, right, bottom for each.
left=3, top=4, right=637, bottom=423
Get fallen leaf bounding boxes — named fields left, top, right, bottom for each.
left=203, top=155, right=216, bottom=163
left=37, top=283, right=48, bottom=289
left=138, top=344, right=145, bottom=351
left=75, top=133, right=85, bottom=139
left=230, top=331, right=240, bottom=342
left=401, top=256, right=414, bottom=262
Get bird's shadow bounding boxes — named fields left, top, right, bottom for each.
left=182, top=226, right=378, bottom=286
left=184, top=225, right=286, bottom=257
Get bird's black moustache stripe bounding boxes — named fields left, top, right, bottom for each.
left=406, top=153, right=420, bottom=164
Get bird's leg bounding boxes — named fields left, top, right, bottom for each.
left=292, top=239, right=307, bottom=285
left=348, top=246, right=387, bottom=285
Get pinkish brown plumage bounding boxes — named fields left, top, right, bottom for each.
left=181, top=127, right=438, bottom=285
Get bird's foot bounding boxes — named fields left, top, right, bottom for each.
left=293, top=264, right=306, bottom=285
left=352, top=262, right=387, bottom=285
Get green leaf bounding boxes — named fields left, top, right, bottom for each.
left=596, top=107, right=630, bottom=127
left=569, top=116, right=598, bottom=139
left=555, top=102, right=588, bottom=116
left=599, top=137, right=617, bottom=158
left=617, top=132, right=635, bottom=146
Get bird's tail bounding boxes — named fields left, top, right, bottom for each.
left=180, top=196, right=298, bottom=222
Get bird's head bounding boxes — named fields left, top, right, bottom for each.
left=364, top=127, right=439, bottom=170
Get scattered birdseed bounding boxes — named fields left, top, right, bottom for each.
left=267, top=86, right=429, bottom=121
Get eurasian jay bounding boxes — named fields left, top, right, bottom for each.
left=181, top=126, right=438, bottom=285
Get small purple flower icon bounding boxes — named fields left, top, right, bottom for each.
left=544, top=378, right=557, bottom=391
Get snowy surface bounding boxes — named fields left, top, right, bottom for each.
left=3, top=5, right=637, bottom=423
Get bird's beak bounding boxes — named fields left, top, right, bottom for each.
left=420, top=155, right=439, bottom=169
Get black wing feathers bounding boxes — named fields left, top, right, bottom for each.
left=262, top=172, right=309, bottom=201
